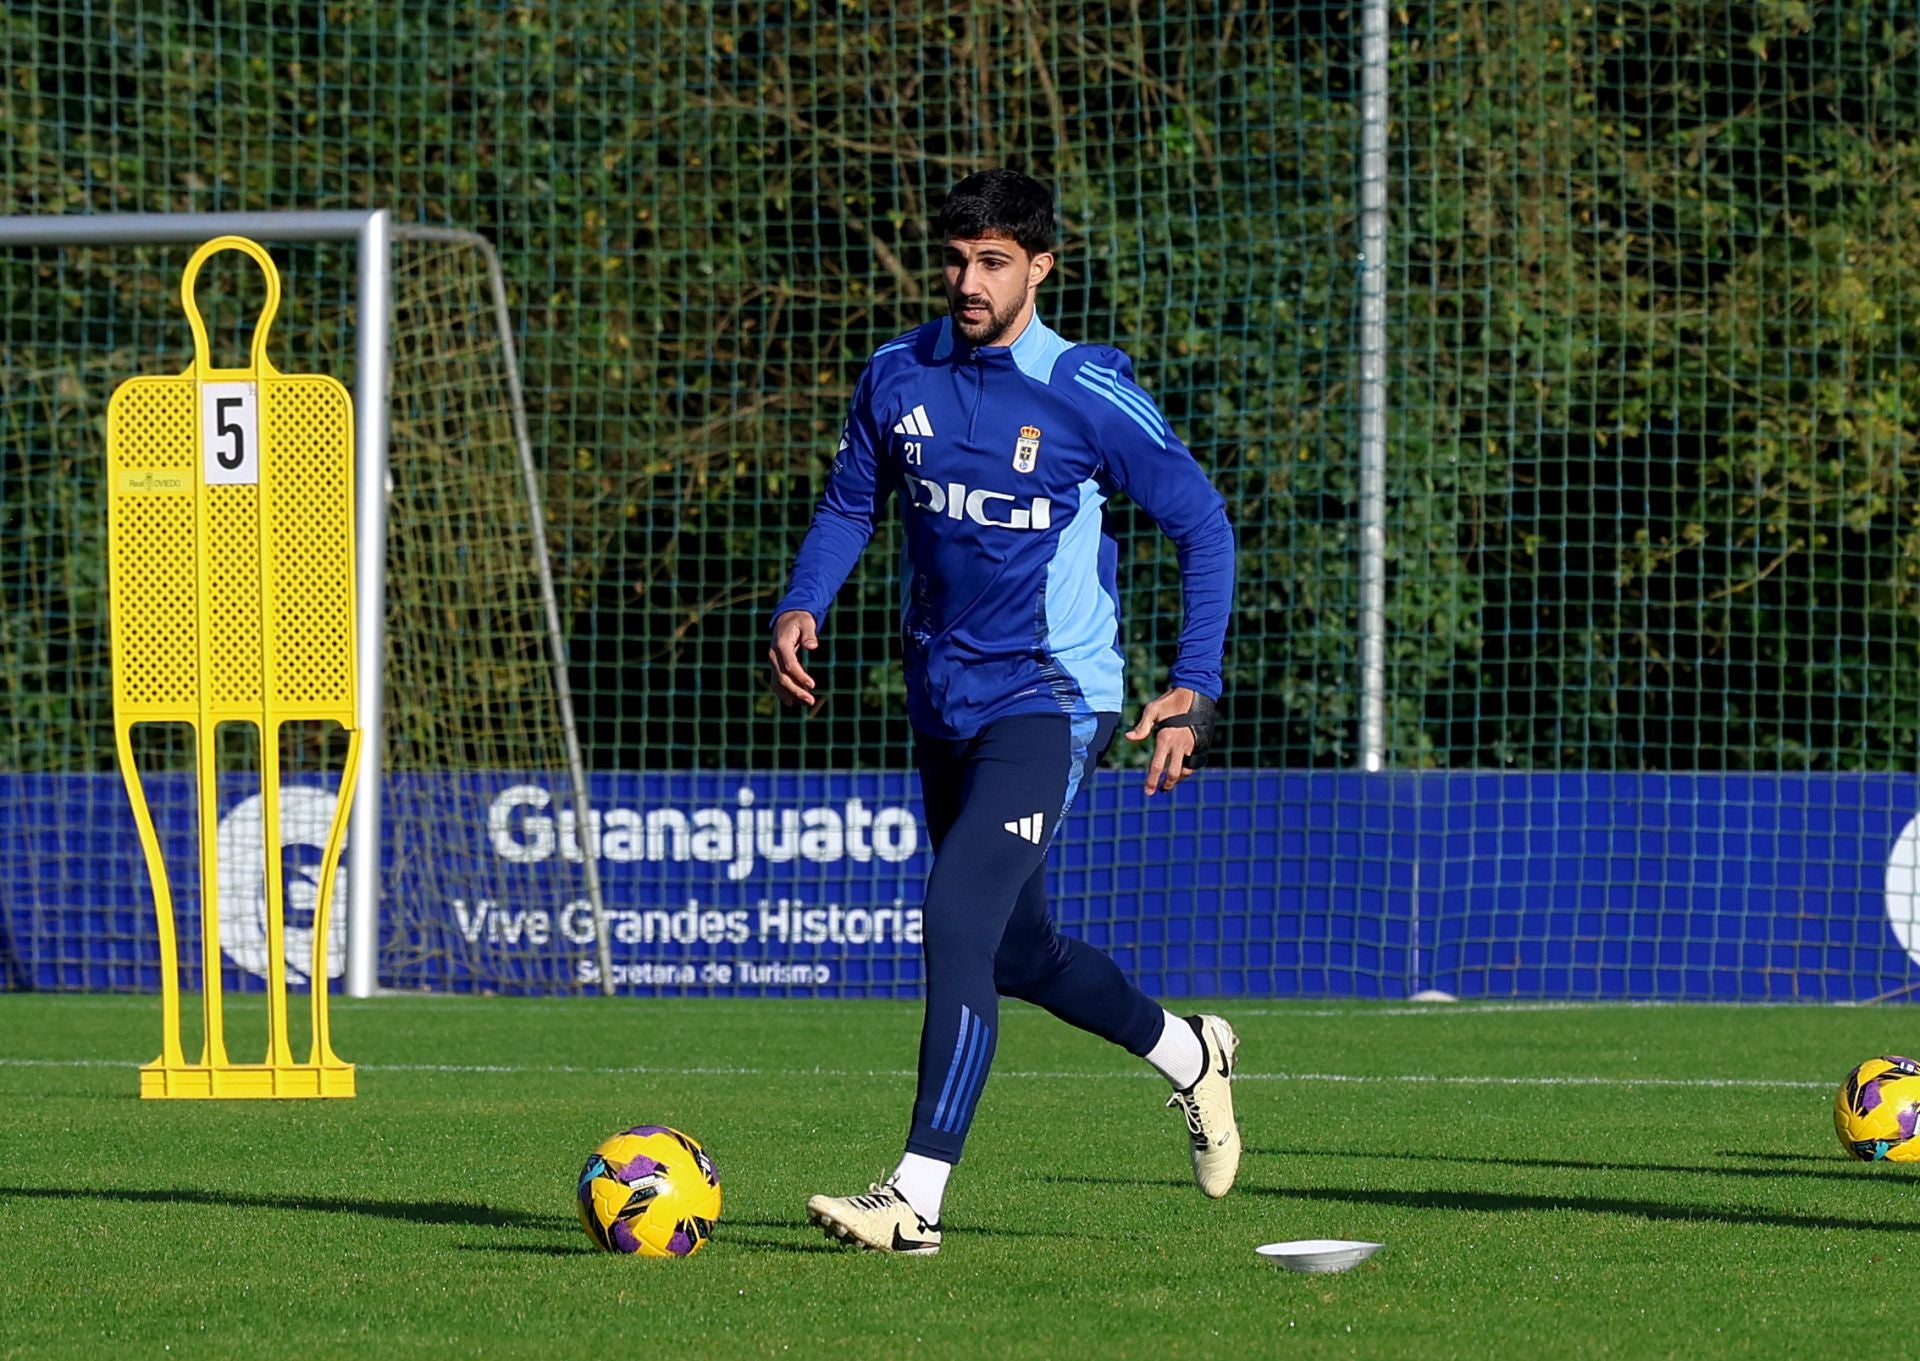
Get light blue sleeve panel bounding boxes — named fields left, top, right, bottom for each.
left=1071, top=347, right=1236, bottom=700
left=1042, top=476, right=1125, bottom=713
left=773, top=358, right=894, bottom=631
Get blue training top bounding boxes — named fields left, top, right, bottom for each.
left=774, top=315, right=1235, bottom=741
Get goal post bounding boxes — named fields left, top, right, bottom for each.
left=0, top=209, right=612, bottom=998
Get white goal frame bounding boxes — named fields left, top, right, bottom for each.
left=0, top=209, right=613, bottom=996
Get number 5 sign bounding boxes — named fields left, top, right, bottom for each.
left=202, top=381, right=260, bottom=484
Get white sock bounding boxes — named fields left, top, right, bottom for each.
left=889, top=1152, right=952, bottom=1224
left=1145, top=1009, right=1205, bottom=1089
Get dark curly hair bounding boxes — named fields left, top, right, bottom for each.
left=937, top=170, right=1059, bottom=256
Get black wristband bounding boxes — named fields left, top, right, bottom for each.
left=1149, top=693, right=1217, bottom=771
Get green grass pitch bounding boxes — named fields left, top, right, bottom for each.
left=2, top=993, right=1916, bottom=1358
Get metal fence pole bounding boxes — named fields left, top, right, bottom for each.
left=344, top=210, right=392, bottom=999
left=1356, top=0, right=1392, bottom=774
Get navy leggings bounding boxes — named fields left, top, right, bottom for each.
left=905, top=712, right=1165, bottom=1162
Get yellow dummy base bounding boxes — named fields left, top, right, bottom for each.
left=140, top=1058, right=356, bottom=1100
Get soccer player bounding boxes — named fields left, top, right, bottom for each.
left=767, top=170, right=1238, bottom=1255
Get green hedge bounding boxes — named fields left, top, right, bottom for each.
left=3, top=1, right=1916, bottom=772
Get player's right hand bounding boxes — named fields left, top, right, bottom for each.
left=768, top=610, right=821, bottom=708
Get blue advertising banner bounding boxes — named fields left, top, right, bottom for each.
left=4, top=771, right=1920, bottom=1001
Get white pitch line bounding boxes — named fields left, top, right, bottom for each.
left=0, top=992, right=1838, bottom=1017
left=1237, top=1000, right=1688, bottom=1019
left=0, top=996, right=1725, bottom=1021
left=1264, top=1070, right=1827, bottom=1091
left=0, top=1055, right=1829, bottom=1090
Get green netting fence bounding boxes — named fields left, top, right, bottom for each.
left=3, top=2, right=1918, bottom=1000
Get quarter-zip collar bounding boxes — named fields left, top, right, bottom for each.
left=936, top=313, right=1074, bottom=441
left=935, top=313, right=1066, bottom=375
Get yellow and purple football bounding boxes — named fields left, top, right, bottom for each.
left=1834, top=1056, right=1920, bottom=1162
left=576, top=1125, right=722, bottom=1256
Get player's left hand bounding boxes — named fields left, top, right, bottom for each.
left=1126, top=687, right=1217, bottom=796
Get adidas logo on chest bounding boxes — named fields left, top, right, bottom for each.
left=892, top=405, right=935, bottom=438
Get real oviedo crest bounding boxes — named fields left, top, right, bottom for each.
left=1013, top=425, right=1041, bottom=474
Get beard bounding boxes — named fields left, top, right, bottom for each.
left=949, top=291, right=1020, bottom=347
